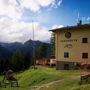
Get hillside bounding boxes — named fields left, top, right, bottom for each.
left=0, top=40, right=50, bottom=59
left=0, top=45, right=12, bottom=58
left=0, top=66, right=90, bottom=90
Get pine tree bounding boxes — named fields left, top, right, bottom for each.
left=37, top=43, right=47, bottom=59
left=24, top=51, right=31, bottom=69
left=0, top=53, right=9, bottom=74
left=11, top=49, right=24, bottom=71
left=50, top=32, right=55, bottom=56
left=0, top=53, right=5, bottom=74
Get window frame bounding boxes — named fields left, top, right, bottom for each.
left=64, top=52, right=69, bottom=58
left=82, top=37, right=88, bottom=43
left=82, top=53, right=88, bottom=59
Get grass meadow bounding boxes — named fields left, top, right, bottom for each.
left=0, top=66, right=90, bottom=90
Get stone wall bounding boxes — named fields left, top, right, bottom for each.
left=56, top=61, right=76, bottom=70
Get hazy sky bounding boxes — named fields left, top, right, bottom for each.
left=0, top=0, right=90, bottom=43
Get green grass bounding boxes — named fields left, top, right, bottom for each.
left=0, top=66, right=90, bottom=90
left=39, top=79, right=79, bottom=90
left=39, top=77, right=90, bottom=90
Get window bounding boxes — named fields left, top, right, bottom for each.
left=64, top=52, right=69, bottom=58
left=82, top=38, right=88, bottom=43
left=82, top=53, right=88, bottom=58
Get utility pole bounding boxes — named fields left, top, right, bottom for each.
left=32, top=21, right=36, bottom=69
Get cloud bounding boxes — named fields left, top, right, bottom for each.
left=0, top=0, right=63, bottom=43
left=19, top=0, right=62, bottom=12
left=52, top=25, right=63, bottom=29
left=57, top=0, right=62, bottom=6
left=50, top=0, right=62, bottom=8
left=81, top=16, right=90, bottom=21
left=87, top=17, right=90, bottom=21
left=0, top=18, right=64, bottom=43
left=0, top=0, right=22, bottom=19
left=0, top=0, right=62, bottom=19
left=0, top=17, right=64, bottom=43
left=0, top=18, right=51, bottom=43
left=81, top=16, right=90, bottom=22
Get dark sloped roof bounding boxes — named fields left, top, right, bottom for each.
left=49, top=24, right=90, bottom=32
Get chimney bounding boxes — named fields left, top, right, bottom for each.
left=77, top=20, right=82, bottom=26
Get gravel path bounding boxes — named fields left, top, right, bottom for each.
left=30, top=74, right=81, bottom=90
left=30, top=79, right=62, bottom=90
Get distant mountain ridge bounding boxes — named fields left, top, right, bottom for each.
left=0, top=40, right=50, bottom=59
left=0, top=45, right=12, bottom=58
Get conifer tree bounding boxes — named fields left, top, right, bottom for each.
left=11, top=49, right=24, bottom=71
left=37, top=43, right=47, bottom=59
left=50, top=32, right=55, bottom=56
left=24, top=51, right=31, bottom=69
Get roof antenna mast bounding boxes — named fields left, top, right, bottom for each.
left=77, top=11, right=82, bottom=25
left=77, top=11, right=80, bottom=23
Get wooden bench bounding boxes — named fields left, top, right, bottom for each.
left=0, top=70, right=19, bottom=88
left=80, top=74, right=90, bottom=84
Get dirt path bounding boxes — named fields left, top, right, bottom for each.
left=30, top=79, right=62, bottom=90
left=30, top=75, right=80, bottom=90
